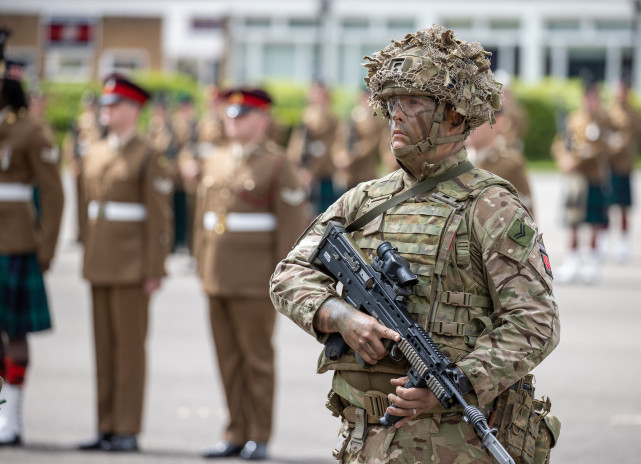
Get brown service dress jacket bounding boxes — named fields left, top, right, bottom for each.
left=286, top=104, right=339, bottom=181
left=333, top=104, right=387, bottom=188
left=82, top=135, right=173, bottom=285
left=0, top=109, right=64, bottom=265
left=195, top=141, right=307, bottom=298
left=607, top=101, right=640, bottom=175
left=551, top=110, right=610, bottom=184
left=469, top=138, right=534, bottom=216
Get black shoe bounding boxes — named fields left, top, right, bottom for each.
left=102, top=434, right=138, bottom=452
left=202, top=440, right=243, bottom=458
left=240, top=441, right=267, bottom=460
left=78, top=433, right=112, bottom=451
left=0, top=434, right=22, bottom=447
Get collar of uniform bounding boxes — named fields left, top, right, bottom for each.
left=402, top=147, right=469, bottom=187
left=108, top=129, right=137, bottom=151
left=0, top=107, right=10, bottom=126
left=231, top=142, right=259, bottom=162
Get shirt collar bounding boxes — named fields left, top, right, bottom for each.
left=107, top=129, right=137, bottom=151
left=0, top=107, right=11, bottom=126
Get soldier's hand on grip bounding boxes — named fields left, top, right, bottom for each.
left=315, top=297, right=400, bottom=365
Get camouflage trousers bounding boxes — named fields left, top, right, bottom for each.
left=334, top=412, right=492, bottom=464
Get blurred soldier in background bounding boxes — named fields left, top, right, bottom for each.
left=146, top=92, right=185, bottom=251
left=287, top=81, right=340, bottom=219
left=146, top=92, right=179, bottom=163
left=178, top=85, right=227, bottom=259
left=467, top=108, right=535, bottom=217
left=333, top=89, right=387, bottom=190
left=62, top=91, right=104, bottom=243
left=171, top=92, right=198, bottom=252
left=78, top=73, right=173, bottom=452
left=552, top=82, right=610, bottom=284
left=195, top=87, right=306, bottom=460
left=0, top=30, right=64, bottom=446
left=493, top=70, right=529, bottom=152
left=603, top=79, right=640, bottom=262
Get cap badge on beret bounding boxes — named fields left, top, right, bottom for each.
left=104, top=78, right=117, bottom=92
left=229, top=92, right=244, bottom=105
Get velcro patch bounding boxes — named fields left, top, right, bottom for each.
left=507, top=219, right=535, bottom=247
left=539, top=242, right=553, bottom=278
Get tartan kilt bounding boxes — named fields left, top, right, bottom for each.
left=0, top=252, right=52, bottom=337
left=608, top=172, right=633, bottom=207
left=584, top=183, right=608, bottom=225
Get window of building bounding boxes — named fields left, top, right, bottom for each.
left=99, top=49, right=149, bottom=77
left=289, top=18, right=320, bottom=29
left=245, top=17, right=271, bottom=28
left=490, top=19, right=519, bottom=31
left=441, top=18, right=472, bottom=30
left=191, top=17, right=225, bottom=32
left=546, top=19, right=580, bottom=31
left=263, top=44, right=296, bottom=79
left=387, top=19, right=415, bottom=36
left=45, top=50, right=93, bottom=82
left=342, top=18, right=369, bottom=31
left=594, top=19, right=632, bottom=32
left=568, top=48, right=606, bottom=82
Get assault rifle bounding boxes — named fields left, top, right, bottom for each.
left=309, top=221, right=515, bottom=464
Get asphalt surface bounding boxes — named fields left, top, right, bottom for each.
left=1, top=170, right=640, bottom=463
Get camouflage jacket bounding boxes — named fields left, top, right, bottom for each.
left=270, top=148, right=560, bottom=408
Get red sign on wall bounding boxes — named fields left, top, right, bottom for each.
left=48, top=23, right=93, bottom=45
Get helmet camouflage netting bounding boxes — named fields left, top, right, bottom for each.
left=363, top=25, right=503, bottom=129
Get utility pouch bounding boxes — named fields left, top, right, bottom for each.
left=326, top=389, right=344, bottom=418
left=493, top=374, right=556, bottom=464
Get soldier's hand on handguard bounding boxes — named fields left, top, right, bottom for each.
left=386, top=376, right=440, bottom=428
left=314, top=297, right=400, bottom=365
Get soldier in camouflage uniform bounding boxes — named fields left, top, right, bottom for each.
left=270, top=25, right=560, bottom=464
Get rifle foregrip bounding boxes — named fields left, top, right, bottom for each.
left=379, top=379, right=414, bottom=427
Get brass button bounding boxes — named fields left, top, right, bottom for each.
left=220, top=188, right=231, bottom=199
left=243, top=179, right=256, bottom=191
left=203, top=176, right=214, bottom=187
left=214, top=223, right=226, bottom=234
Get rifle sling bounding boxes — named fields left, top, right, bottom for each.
left=345, top=161, right=474, bottom=233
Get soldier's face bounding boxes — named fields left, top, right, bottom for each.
left=100, top=100, right=139, bottom=133
left=389, top=96, right=437, bottom=150
left=224, top=108, right=269, bottom=144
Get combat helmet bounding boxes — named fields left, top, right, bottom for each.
left=363, top=25, right=503, bottom=158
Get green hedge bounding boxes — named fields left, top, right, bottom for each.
left=39, top=75, right=640, bottom=163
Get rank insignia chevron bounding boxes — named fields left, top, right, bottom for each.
left=507, top=218, right=535, bottom=247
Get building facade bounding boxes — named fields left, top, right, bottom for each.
left=1, top=0, right=640, bottom=90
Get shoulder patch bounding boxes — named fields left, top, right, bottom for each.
left=507, top=218, right=535, bottom=247
left=40, top=146, right=60, bottom=164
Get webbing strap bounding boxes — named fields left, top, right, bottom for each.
left=345, top=160, right=474, bottom=233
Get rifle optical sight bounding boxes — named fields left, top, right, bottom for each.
left=375, top=242, right=418, bottom=288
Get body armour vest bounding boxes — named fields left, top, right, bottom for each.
left=316, top=167, right=517, bottom=377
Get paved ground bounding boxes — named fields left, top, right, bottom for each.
left=1, top=170, right=641, bottom=463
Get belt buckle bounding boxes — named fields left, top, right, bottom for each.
left=98, top=202, right=106, bottom=219
left=214, top=213, right=226, bottom=234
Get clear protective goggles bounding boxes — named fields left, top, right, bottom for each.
left=386, top=95, right=434, bottom=117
